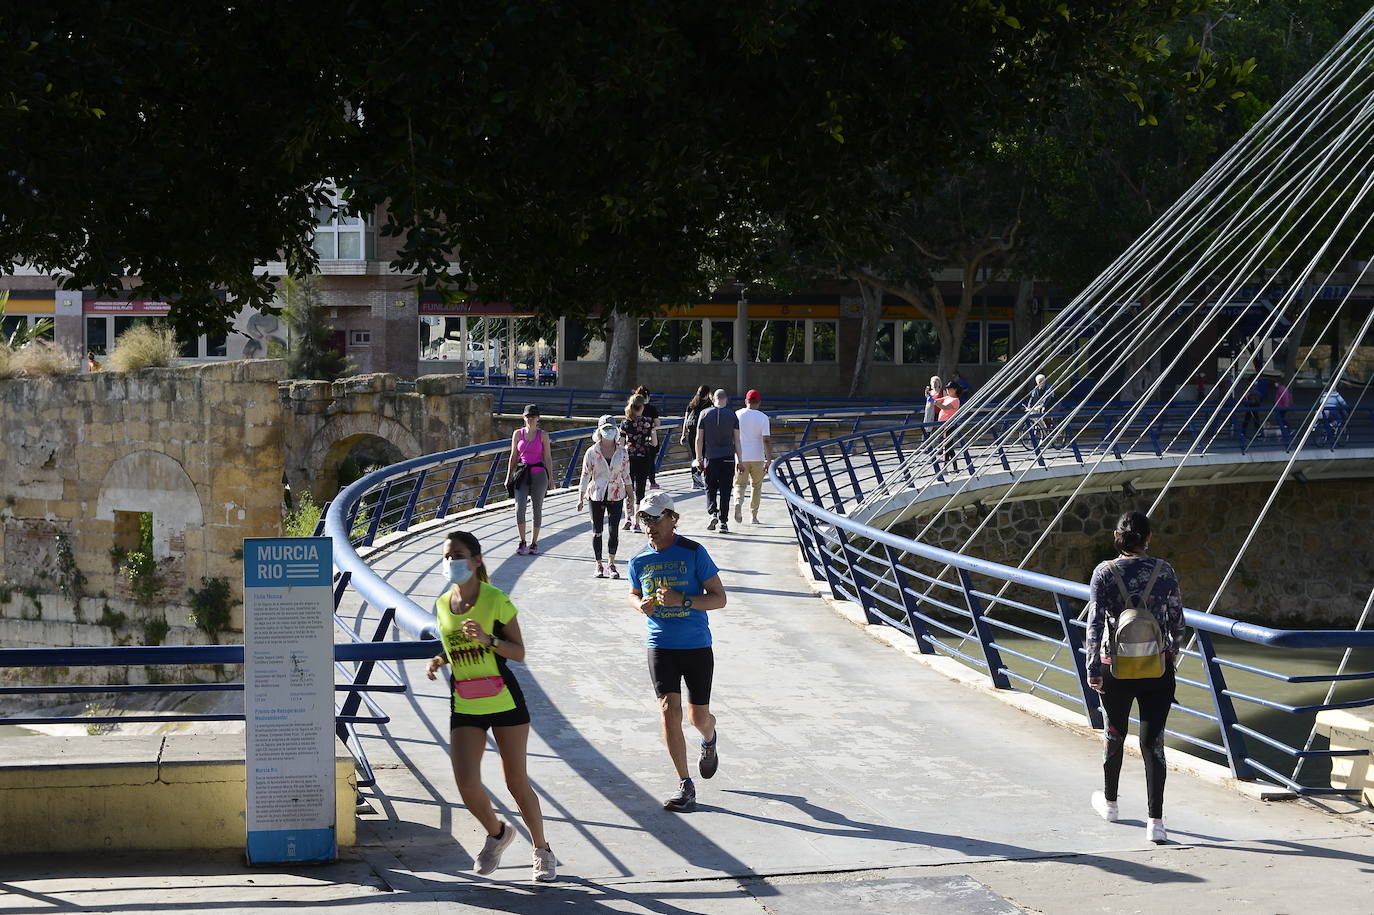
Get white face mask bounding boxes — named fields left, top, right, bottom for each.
left=447, top=559, right=474, bottom=586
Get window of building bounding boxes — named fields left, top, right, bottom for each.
left=85, top=318, right=109, bottom=356
left=1, top=315, right=25, bottom=340
left=960, top=322, right=982, bottom=364
left=206, top=332, right=228, bottom=357
left=747, top=319, right=805, bottom=363
left=312, top=192, right=375, bottom=261
left=709, top=320, right=734, bottom=362
left=903, top=320, right=939, bottom=364
left=640, top=319, right=703, bottom=363
left=811, top=321, right=837, bottom=362
left=987, top=322, right=1011, bottom=364
left=873, top=322, right=898, bottom=362
left=350, top=330, right=372, bottom=346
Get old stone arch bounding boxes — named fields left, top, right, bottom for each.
left=297, top=414, right=422, bottom=502
left=95, top=450, right=205, bottom=560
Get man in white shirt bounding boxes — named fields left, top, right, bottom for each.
left=733, top=390, right=772, bottom=524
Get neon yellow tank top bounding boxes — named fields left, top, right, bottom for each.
left=434, top=581, right=519, bottom=715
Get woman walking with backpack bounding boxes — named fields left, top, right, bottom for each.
left=1085, top=510, right=1187, bottom=844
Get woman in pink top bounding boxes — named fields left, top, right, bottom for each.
left=506, top=404, right=554, bottom=554
left=936, top=384, right=961, bottom=462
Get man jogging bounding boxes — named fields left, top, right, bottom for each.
left=627, top=490, right=728, bottom=812
left=733, top=389, right=772, bottom=525
left=694, top=389, right=741, bottom=533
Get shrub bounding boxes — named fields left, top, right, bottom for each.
left=108, top=324, right=179, bottom=372
left=0, top=343, right=12, bottom=379
left=141, top=614, right=170, bottom=646
left=122, top=550, right=167, bottom=605
left=188, top=576, right=240, bottom=642
left=8, top=339, right=77, bottom=377
left=284, top=491, right=323, bottom=539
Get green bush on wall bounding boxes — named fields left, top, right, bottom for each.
left=188, top=577, right=240, bottom=643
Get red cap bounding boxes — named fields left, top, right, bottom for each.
left=746, top=389, right=761, bottom=402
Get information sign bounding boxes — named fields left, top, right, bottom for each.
left=243, top=537, right=337, bottom=864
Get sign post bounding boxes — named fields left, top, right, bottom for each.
left=243, top=537, right=337, bottom=864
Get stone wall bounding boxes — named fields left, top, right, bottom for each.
left=895, top=479, right=1374, bottom=627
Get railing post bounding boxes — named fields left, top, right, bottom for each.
left=1054, top=594, right=1102, bottom=728
left=836, top=529, right=883, bottom=625
left=839, top=441, right=865, bottom=501
left=336, top=607, right=396, bottom=744
left=567, top=388, right=575, bottom=418
left=312, top=501, right=331, bottom=537
left=399, top=469, right=427, bottom=531
left=1195, top=629, right=1255, bottom=780
left=476, top=455, right=503, bottom=508
left=789, top=501, right=826, bottom=581
left=560, top=439, right=585, bottom=490
left=435, top=460, right=466, bottom=519
left=862, top=434, right=883, bottom=486
left=332, top=570, right=353, bottom=610
left=883, top=544, right=934, bottom=653
left=957, top=568, right=1010, bottom=689
left=362, top=482, right=393, bottom=547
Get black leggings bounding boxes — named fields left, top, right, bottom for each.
left=1100, top=670, right=1175, bottom=818
left=589, top=499, right=622, bottom=560
left=628, top=455, right=654, bottom=503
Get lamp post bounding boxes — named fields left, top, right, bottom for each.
left=735, top=289, right=748, bottom=396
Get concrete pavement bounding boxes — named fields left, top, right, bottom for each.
left=3, top=472, right=1373, bottom=914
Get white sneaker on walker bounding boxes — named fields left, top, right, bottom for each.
left=1146, top=818, right=1167, bottom=844
left=1091, top=791, right=1119, bottom=822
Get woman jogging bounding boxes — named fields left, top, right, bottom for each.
left=579, top=414, right=632, bottom=578
left=424, top=530, right=557, bottom=881
left=505, top=404, right=553, bottom=555
left=1084, top=510, right=1187, bottom=845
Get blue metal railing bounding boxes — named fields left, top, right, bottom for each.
left=465, top=383, right=924, bottom=418
left=0, top=407, right=917, bottom=788
left=770, top=414, right=1374, bottom=794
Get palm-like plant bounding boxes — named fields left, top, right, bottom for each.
left=0, top=292, right=55, bottom=348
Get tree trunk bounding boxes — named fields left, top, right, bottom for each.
left=1012, top=276, right=1036, bottom=357
left=848, top=281, right=884, bottom=397
left=602, top=310, right=639, bottom=391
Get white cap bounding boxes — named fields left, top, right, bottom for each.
left=637, top=489, right=676, bottom=518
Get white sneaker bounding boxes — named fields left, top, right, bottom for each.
left=1146, top=818, right=1167, bottom=844
left=474, top=821, right=515, bottom=875
left=1091, top=791, right=1119, bottom=823
left=532, top=845, right=557, bottom=882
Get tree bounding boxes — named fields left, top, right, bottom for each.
left=2, top=2, right=1241, bottom=336
left=275, top=276, right=351, bottom=381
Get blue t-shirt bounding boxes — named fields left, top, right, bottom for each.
left=628, top=535, right=720, bottom=649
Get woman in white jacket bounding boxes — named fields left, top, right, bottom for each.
left=578, top=414, right=633, bottom=578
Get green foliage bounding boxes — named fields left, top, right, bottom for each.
left=55, top=532, right=86, bottom=603
left=99, top=603, right=127, bottom=629
left=82, top=702, right=117, bottom=736
left=121, top=550, right=167, bottom=606
left=0, top=292, right=54, bottom=349
left=187, top=576, right=240, bottom=642
left=0, top=577, right=13, bottom=603
left=140, top=614, right=170, bottom=646
left=283, top=490, right=323, bottom=539
left=278, top=275, right=352, bottom=381
left=21, top=586, right=41, bottom=619
left=107, top=323, right=179, bottom=372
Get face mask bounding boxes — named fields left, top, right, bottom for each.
left=447, top=559, right=474, bottom=586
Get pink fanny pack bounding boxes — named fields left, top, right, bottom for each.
left=453, top=675, right=507, bottom=700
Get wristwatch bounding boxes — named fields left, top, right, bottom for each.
left=490, top=635, right=501, bottom=651
left=683, top=596, right=693, bottom=609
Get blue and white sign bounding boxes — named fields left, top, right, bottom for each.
left=243, top=537, right=337, bottom=865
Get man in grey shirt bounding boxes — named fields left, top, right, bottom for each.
left=694, top=389, right=741, bottom=533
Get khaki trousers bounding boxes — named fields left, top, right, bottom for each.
left=734, top=460, right=766, bottom=519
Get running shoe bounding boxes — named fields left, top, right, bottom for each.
left=699, top=732, right=719, bottom=779
left=718, top=522, right=730, bottom=534
left=663, top=779, right=696, bottom=812
left=649, top=482, right=660, bottom=490
left=527, top=542, right=538, bottom=554
left=609, top=564, right=621, bottom=579
left=633, top=523, right=643, bottom=533
left=532, top=846, right=557, bottom=882
left=1146, top=818, right=1167, bottom=844
left=474, top=821, right=515, bottom=875
left=623, top=520, right=632, bottom=531
left=734, top=506, right=743, bottom=523
left=594, top=562, right=606, bottom=578
left=516, top=542, right=527, bottom=556
left=751, top=514, right=760, bottom=524
left=707, top=516, right=718, bottom=531
left=1091, top=791, right=1119, bottom=823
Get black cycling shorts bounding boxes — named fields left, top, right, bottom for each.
left=648, top=646, right=714, bottom=705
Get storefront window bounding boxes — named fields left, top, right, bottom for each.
left=960, top=322, right=982, bottom=364
left=987, top=322, right=1011, bottom=364
left=747, top=319, right=805, bottom=363
left=85, top=318, right=108, bottom=355
left=903, top=320, right=939, bottom=364
left=812, top=321, right=837, bottom=362
left=873, top=322, right=898, bottom=363
left=710, top=320, right=734, bottom=362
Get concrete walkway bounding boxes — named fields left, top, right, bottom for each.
left=4, top=475, right=1374, bottom=914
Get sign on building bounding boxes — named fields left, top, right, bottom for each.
left=243, top=537, right=337, bottom=864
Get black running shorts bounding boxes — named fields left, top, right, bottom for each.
left=647, top=646, right=714, bottom=705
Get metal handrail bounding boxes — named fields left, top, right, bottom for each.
left=769, top=418, right=1374, bottom=794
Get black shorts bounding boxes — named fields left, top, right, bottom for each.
left=648, top=646, right=714, bottom=705
left=449, top=668, right=531, bottom=731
